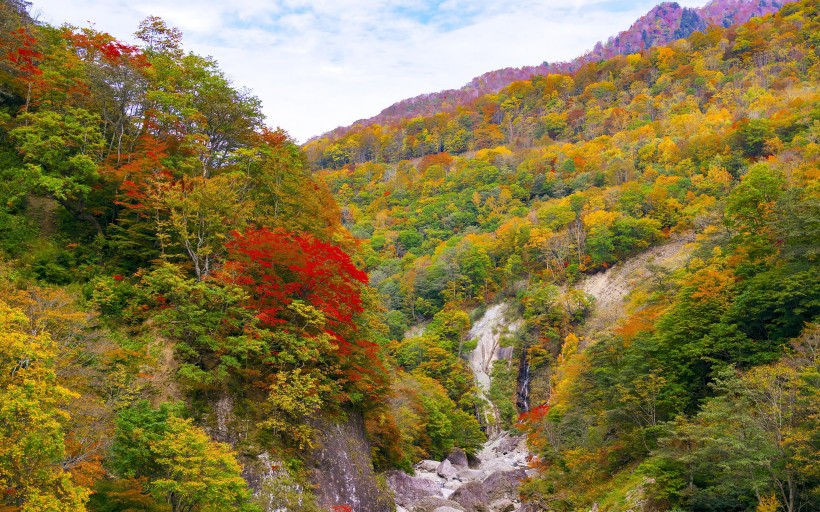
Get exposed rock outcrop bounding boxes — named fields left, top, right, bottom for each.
left=308, top=413, right=394, bottom=512
left=388, top=470, right=443, bottom=508
left=490, top=498, right=515, bottom=512
left=208, top=398, right=391, bottom=511
left=446, top=448, right=469, bottom=468
left=231, top=410, right=393, bottom=511
left=411, top=496, right=467, bottom=511
left=467, top=303, right=523, bottom=434
left=437, top=459, right=459, bottom=480
left=417, top=460, right=441, bottom=472
left=580, top=235, right=693, bottom=336
left=481, top=469, right=528, bottom=503
left=449, top=481, right=490, bottom=511
left=446, top=469, right=527, bottom=511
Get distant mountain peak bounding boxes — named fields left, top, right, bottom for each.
left=314, top=0, right=792, bottom=142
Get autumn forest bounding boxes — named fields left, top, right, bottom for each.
left=0, top=0, right=817, bottom=511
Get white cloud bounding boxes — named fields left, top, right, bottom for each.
left=30, top=0, right=710, bottom=142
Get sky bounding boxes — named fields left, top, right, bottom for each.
left=29, top=0, right=706, bottom=143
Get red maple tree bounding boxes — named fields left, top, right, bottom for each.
left=220, top=228, right=387, bottom=401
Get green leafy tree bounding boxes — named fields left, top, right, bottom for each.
left=148, top=416, right=256, bottom=512
left=110, top=402, right=256, bottom=512
left=9, top=107, right=106, bottom=234
left=648, top=356, right=819, bottom=512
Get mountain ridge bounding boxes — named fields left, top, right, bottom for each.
left=314, top=0, right=792, bottom=143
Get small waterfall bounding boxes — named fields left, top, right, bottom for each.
left=515, top=351, right=530, bottom=412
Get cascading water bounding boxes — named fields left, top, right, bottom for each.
left=516, top=356, right=530, bottom=412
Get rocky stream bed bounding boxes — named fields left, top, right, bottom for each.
left=389, top=302, right=534, bottom=512
left=388, top=431, right=535, bottom=512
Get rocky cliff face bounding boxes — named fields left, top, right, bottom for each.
left=207, top=394, right=391, bottom=512
left=308, top=413, right=395, bottom=512
left=579, top=235, right=694, bottom=336
left=466, top=302, right=522, bottom=435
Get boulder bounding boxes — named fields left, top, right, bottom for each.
left=490, top=498, right=516, bottom=512
left=497, top=435, right=524, bottom=455
left=443, top=480, right=461, bottom=491
left=482, top=469, right=527, bottom=502
left=436, top=459, right=459, bottom=480
left=415, top=460, right=441, bottom=472
left=446, top=448, right=469, bottom=467
left=433, top=507, right=466, bottom=512
left=416, top=471, right=445, bottom=483
left=497, top=346, right=515, bottom=360
left=386, top=470, right=442, bottom=508
left=456, top=468, right=484, bottom=482
left=449, top=481, right=489, bottom=512
left=410, top=497, right=467, bottom=512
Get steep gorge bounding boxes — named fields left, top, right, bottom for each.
left=1, top=0, right=817, bottom=510
left=390, top=304, right=531, bottom=512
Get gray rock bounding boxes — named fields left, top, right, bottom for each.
left=436, top=459, right=459, bottom=480
left=446, top=447, right=469, bottom=467
left=482, top=469, right=527, bottom=502
left=411, top=497, right=467, bottom=512
left=415, top=459, right=441, bottom=472
left=497, top=346, right=515, bottom=360
left=415, top=471, right=445, bottom=484
left=490, top=498, right=515, bottom=512
left=497, top=435, right=524, bottom=455
left=478, top=457, right=516, bottom=474
left=443, top=480, right=461, bottom=490
left=456, top=468, right=484, bottom=482
left=307, top=414, right=394, bottom=512
left=386, top=470, right=442, bottom=508
left=449, top=481, right=490, bottom=512
left=245, top=452, right=308, bottom=512
left=433, top=507, right=465, bottom=512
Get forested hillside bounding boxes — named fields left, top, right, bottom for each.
left=0, top=1, right=421, bottom=510
left=314, top=0, right=794, bottom=142
left=308, top=0, right=820, bottom=509
left=0, top=0, right=818, bottom=511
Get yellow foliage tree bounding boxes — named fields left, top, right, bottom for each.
left=0, top=300, right=89, bottom=511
